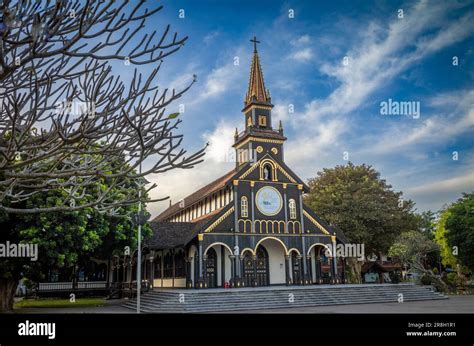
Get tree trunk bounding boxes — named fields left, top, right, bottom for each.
left=346, top=258, right=362, bottom=284
left=0, top=277, right=19, bottom=312
left=412, top=261, right=448, bottom=292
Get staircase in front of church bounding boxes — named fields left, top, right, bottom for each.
left=122, top=283, right=447, bottom=313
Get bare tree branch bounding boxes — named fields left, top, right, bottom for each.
left=0, top=1, right=206, bottom=213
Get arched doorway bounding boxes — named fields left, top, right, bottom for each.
left=255, top=246, right=269, bottom=286
left=253, top=237, right=288, bottom=285
left=206, top=248, right=218, bottom=288
left=242, top=251, right=255, bottom=287
left=310, top=245, right=332, bottom=284
left=291, top=252, right=301, bottom=284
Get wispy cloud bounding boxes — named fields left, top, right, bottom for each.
left=361, top=89, right=474, bottom=156
left=203, top=31, right=220, bottom=45
left=147, top=119, right=237, bottom=216
left=146, top=0, right=474, bottom=216
left=289, top=47, right=313, bottom=61
left=404, top=171, right=474, bottom=211
left=287, top=1, right=474, bottom=163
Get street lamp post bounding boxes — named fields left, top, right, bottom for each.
left=133, top=163, right=150, bottom=313
left=137, top=180, right=142, bottom=314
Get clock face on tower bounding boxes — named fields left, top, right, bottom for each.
left=255, top=186, right=283, bottom=216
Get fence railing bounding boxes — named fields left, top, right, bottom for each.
left=37, top=281, right=107, bottom=292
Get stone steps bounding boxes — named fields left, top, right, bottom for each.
left=122, top=284, right=447, bottom=313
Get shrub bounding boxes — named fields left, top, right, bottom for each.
left=420, top=275, right=432, bottom=285
left=444, top=272, right=457, bottom=287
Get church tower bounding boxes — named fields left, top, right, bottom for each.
left=233, top=36, right=286, bottom=167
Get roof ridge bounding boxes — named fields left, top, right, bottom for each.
left=153, top=168, right=236, bottom=221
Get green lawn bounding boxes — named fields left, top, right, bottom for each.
left=14, top=298, right=105, bottom=309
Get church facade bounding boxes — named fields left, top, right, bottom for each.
left=119, top=38, right=347, bottom=289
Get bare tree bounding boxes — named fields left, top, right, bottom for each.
left=0, top=0, right=206, bottom=214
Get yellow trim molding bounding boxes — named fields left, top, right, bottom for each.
left=236, top=136, right=285, bottom=148
left=303, top=210, right=330, bottom=235
left=204, top=206, right=235, bottom=233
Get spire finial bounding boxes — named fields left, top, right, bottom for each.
left=278, top=120, right=284, bottom=134
left=245, top=36, right=269, bottom=105
left=250, top=35, right=260, bottom=53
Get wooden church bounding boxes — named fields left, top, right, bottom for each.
left=138, top=38, right=347, bottom=289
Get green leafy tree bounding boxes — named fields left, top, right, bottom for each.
left=417, top=210, right=436, bottom=240
left=445, top=193, right=474, bottom=273
left=389, top=231, right=446, bottom=291
left=434, top=209, right=458, bottom=269
left=0, top=166, right=150, bottom=312
left=304, top=162, right=419, bottom=282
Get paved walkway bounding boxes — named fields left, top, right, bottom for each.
left=232, top=295, right=474, bottom=314
left=12, top=295, right=474, bottom=314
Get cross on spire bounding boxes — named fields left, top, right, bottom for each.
left=245, top=36, right=269, bottom=105
left=250, top=35, right=260, bottom=53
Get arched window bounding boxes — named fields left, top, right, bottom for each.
left=289, top=199, right=297, bottom=219
left=263, top=164, right=272, bottom=180
left=241, top=196, right=248, bottom=218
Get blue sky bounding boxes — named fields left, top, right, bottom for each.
left=124, top=0, right=474, bottom=217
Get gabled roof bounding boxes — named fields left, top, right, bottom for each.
left=154, top=169, right=236, bottom=222
left=147, top=207, right=225, bottom=249
left=146, top=222, right=197, bottom=249
left=236, top=152, right=309, bottom=190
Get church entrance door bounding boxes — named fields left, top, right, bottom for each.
left=206, top=248, right=217, bottom=288
left=255, top=246, right=269, bottom=286
left=242, top=247, right=269, bottom=286
left=243, top=252, right=254, bottom=287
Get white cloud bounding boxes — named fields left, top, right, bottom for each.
left=289, top=48, right=313, bottom=61
left=203, top=31, right=220, bottom=45
left=406, top=172, right=474, bottom=197
left=362, top=89, right=474, bottom=156
left=199, top=63, right=241, bottom=99
left=146, top=1, right=474, bottom=215
left=295, top=35, right=311, bottom=44
left=285, top=1, right=474, bottom=167
left=147, top=119, right=237, bottom=217
left=190, top=46, right=248, bottom=104
left=404, top=171, right=474, bottom=211
left=288, top=35, right=313, bottom=61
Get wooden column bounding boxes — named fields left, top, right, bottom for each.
left=298, top=184, right=308, bottom=283
left=221, top=246, right=225, bottom=287
left=285, top=255, right=291, bottom=285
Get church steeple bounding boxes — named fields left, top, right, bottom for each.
left=245, top=36, right=271, bottom=106
left=233, top=36, right=286, bottom=167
